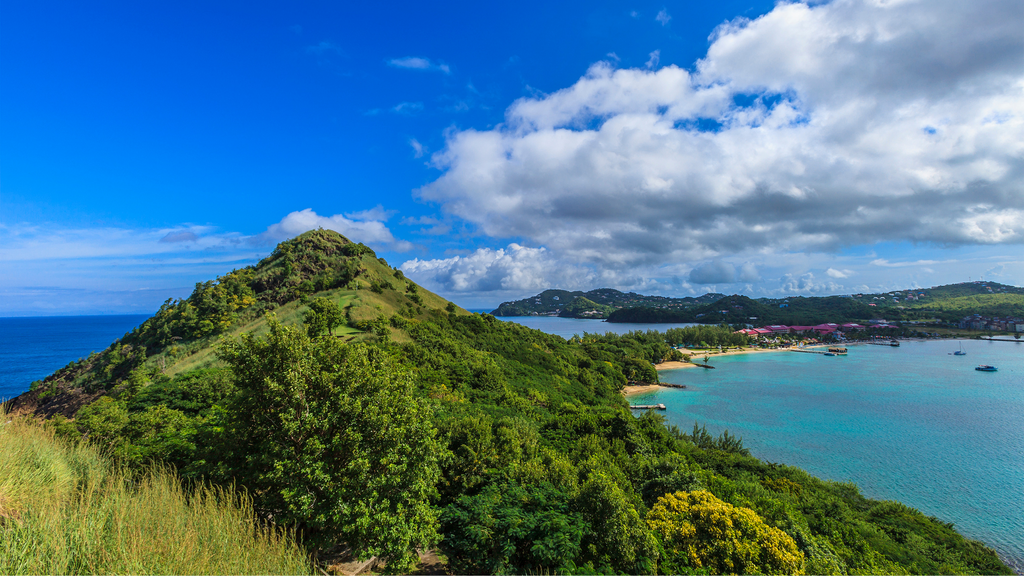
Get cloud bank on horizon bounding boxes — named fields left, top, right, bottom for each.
left=406, top=0, right=1024, bottom=298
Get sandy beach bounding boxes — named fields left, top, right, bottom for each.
left=655, top=346, right=796, bottom=371
left=623, top=346, right=797, bottom=395
left=621, top=384, right=663, bottom=395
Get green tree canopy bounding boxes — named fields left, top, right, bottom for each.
left=303, top=297, right=345, bottom=337
left=218, top=317, right=443, bottom=571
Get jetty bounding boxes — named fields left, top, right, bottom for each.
left=791, top=346, right=847, bottom=355
left=629, top=404, right=666, bottom=410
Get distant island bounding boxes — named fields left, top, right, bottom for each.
left=494, top=283, right=1024, bottom=331
left=491, top=288, right=724, bottom=319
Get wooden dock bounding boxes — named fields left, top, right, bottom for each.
left=791, top=346, right=848, bottom=355
left=629, top=404, right=666, bottom=410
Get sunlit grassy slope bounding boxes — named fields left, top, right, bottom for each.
left=0, top=417, right=311, bottom=575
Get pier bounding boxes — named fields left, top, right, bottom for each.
left=629, top=404, right=666, bottom=410
left=790, top=346, right=847, bottom=355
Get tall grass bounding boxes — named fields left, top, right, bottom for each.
left=0, top=417, right=311, bottom=575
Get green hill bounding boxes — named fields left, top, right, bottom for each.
left=604, top=282, right=1024, bottom=325
left=608, top=294, right=877, bottom=325
left=4, top=230, right=1011, bottom=575
left=492, top=288, right=723, bottom=318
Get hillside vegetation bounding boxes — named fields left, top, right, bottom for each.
left=0, top=417, right=310, bottom=575
left=492, top=288, right=723, bottom=318
left=606, top=284, right=1024, bottom=325
left=4, top=230, right=1011, bottom=575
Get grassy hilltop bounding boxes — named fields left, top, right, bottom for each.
left=3, top=229, right=1012, bottom=575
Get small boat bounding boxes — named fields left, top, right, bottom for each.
left=975, top=365, right=997, bottom=372
left=953, top=342, right=967, bottom=356
left=823, top=352, right=835, bottom=356
left=889, top=340, right=900, bottom=347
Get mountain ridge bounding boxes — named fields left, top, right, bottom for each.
left=491, top=288, right=725, bottom=318
left=493, top=283, right=1024, bottom=326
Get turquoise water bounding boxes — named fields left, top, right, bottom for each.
left=626, top=340, right=1024, bottom=571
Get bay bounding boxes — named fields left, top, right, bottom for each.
left=0, top=315, right=150, bottom=401
left=500, top=316, right=1024, bottom=571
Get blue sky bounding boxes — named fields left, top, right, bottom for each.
left=3, top=0, right=1023, bottom=315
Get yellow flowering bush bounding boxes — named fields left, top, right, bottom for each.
left=647, top=490, right=804, bottom=575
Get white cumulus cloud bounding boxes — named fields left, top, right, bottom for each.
left=254, top=208, right=412, bottom=251
left=401, top=244, right=594, bottom=293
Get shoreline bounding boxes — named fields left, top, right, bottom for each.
left=623, top=346, right=797, bottom=395
left=656, top=345, right=797, bottom=371
left=625, top=338, right=984, bottom=397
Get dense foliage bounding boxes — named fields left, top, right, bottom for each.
left=10, top=230, right=1012, bottom=575
left=560, top=296, right=616, bottom=318
left=608, top=295, right=877, bottom=325
left=647, top=490, right=804, bottom=574
left=217, top=319, right=442, bottom=571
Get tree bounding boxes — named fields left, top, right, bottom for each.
left=440, top=481, right=586, bottom=574
left=574, top=470, right=659, bottom=574
left=303, top=297, right=345, bottom=337
left=646, top=490, right=804, bottom=575
left=219, top=317, right=444, bottom=571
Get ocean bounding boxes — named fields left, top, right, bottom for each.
left=0, top=315, right=150, bottom=401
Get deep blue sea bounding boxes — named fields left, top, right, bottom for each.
left=0, top=315, right=150, bottom=401
left=499, top=316, right=1024, bottom=572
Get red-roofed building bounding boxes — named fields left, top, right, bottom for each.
left=789, top=325, right=815, bottom=333
left=766, top=325, right=790, bottom=333
left=813, top=323, right=839, bottom=334
left=841, top=323, right=864, bottom=331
